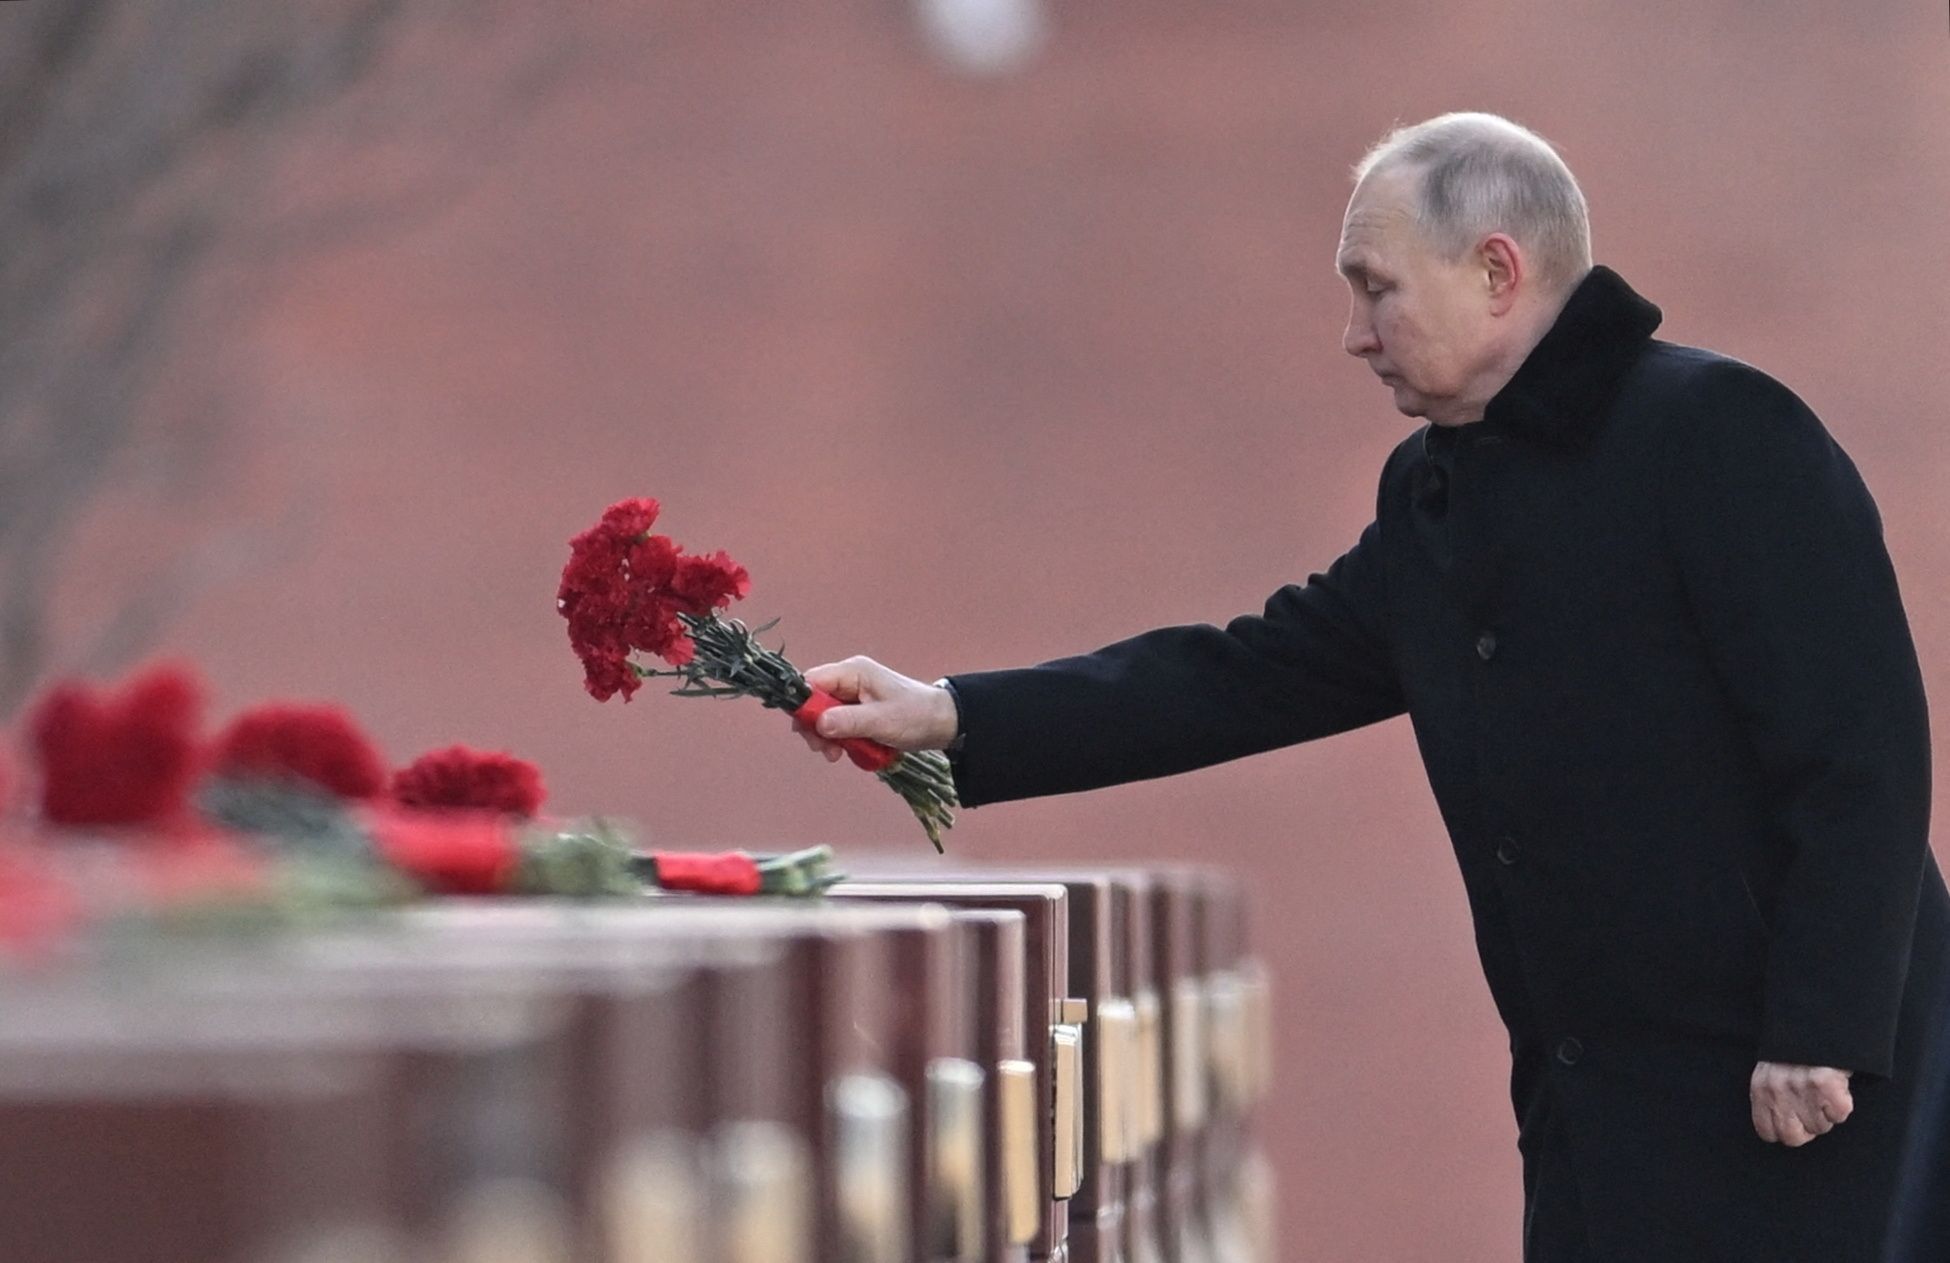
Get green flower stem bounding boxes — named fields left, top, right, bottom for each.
left=636, top=613, right=958, bottom=851
left=756, top=844, right=846, bottom=896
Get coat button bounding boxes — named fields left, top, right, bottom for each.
left=1555, top=1036, right=1584, bottom=1066
left=1495, top=836, right=1521, bottom=866
left=1475, top=632, right=1498, bottom=661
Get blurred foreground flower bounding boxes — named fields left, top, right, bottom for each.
left=1, top=655, right=863, bottom=962
left=556, top=498, right=957, bottom=851
left=209, top=703, right=388, bottom=801
left=392, top=746, right=546, bottom=817
left=29, top=662, right=205, bottom=829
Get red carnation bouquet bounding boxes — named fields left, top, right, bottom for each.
left=557, top=498, right=957, bottom=850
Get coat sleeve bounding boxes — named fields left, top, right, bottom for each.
left=1658, top=360, right=1933, bottom=1079
left=943, top=516, right=1406, bottom=808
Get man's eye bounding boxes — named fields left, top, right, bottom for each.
left=1366, top=283, right=1388, bottom=296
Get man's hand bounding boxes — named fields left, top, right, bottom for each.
left=796, top=657, right=959, bottom=762
left=1750, top=1061, right=1853, bottom=1146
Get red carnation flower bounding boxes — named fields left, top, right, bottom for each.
left=29, top=662, right=206, bottom=828
left=366, top=807, right=520, bottom=895
left=600, top=497, right=661, bottom=539
left=668, top=550, right=752, bottom=614
left=621, top=591, right=689, bottom=665
left=557, top=500, right=746, bottom=701
left=629, top=534, right=680, bottom=589
left=575, top=638, right=642, bottom=703
left=209, top=704, right=388, bottom=800
left=392, top=746, right=545, bottom=817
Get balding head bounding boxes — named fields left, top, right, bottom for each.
left=1336, top=113, right=1593, bottom=426
left=1355, top=112, right=1591, bottom=294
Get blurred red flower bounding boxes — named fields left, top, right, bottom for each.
left=28, top=662, right=206, bottom=828
left=557, top=499, right=746, bottom=701
left=392, top=745, right=546, bottom=817
left=210, top=703, right=388, bottom=800
left=366, top=807, right=519, bottom=895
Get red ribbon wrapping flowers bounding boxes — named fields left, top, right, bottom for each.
left=556, top=498, right=956, bottom=850
left=640, top=846, right=842, bottom=897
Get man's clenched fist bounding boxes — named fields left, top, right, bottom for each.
left=1751, top=1060, right=1853, bottom=1147
left=796, top=657, right=959, bottom=761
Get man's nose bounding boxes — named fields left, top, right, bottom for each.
left=1343, top=306, right=1379, bottom=358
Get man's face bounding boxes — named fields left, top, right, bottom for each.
left=1336, top=168, right=1497, bottom=425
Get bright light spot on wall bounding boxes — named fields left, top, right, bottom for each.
left=916, top=0, right=1046, bottom=76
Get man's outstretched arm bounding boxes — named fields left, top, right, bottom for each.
left=801, top=518, right=1406, bottom=808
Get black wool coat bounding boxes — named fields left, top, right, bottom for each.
left=945, top=267, right=1950, bottom=1261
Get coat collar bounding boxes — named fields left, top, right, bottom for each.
left=1480, top=264, right=1663, bottom=447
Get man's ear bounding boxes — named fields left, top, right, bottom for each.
left=1480, top=234, right=1523, bottom=316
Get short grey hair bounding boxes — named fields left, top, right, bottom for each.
left=1355, top=112, right=1592, bottom=292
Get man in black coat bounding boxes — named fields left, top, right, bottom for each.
left=799, top=112, right=1950, bottom=1261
